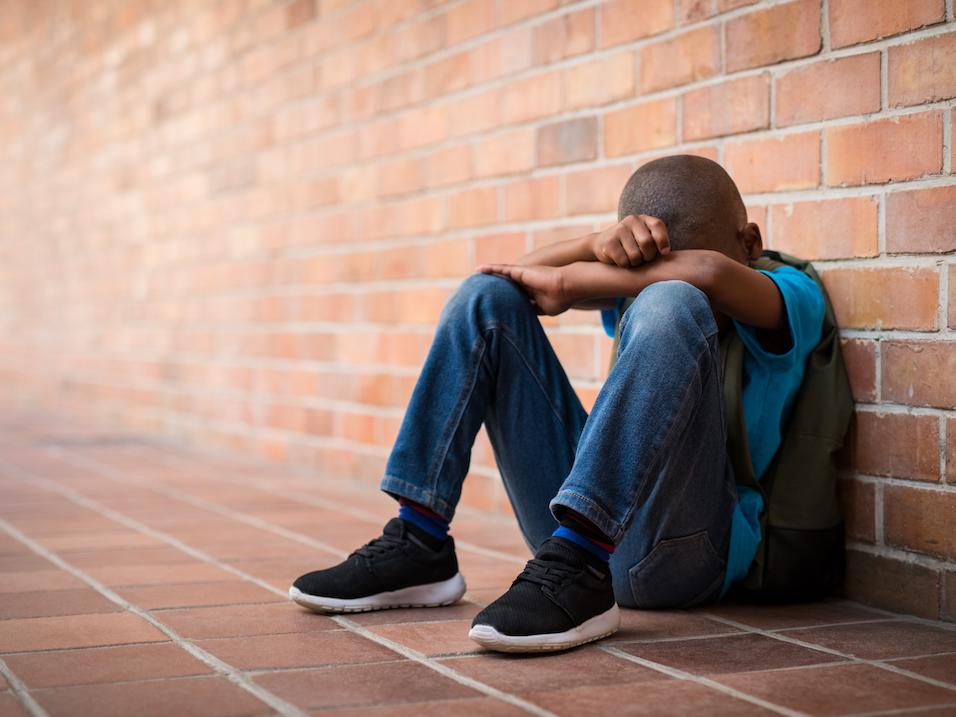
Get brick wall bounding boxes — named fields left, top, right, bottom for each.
left=0, top=0, right=953, bottom=620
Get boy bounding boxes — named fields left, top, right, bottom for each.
left=289, top=155, right=825, bottom=653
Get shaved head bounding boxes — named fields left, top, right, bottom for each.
left=617, top=155, right=747, bottom=255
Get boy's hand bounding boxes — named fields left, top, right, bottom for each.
left=474, top=264, right=573, bottom=316
left=588, top=215, right=670, bottom=268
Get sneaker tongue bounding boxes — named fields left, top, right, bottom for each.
left=382, top=517, right=406, bottom=537
left=537, top=536, right=587, bottom=567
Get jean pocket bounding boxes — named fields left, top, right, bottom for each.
left=627, top=529, right=726, bottom=609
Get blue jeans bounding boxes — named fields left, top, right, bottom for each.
left=380, top=272, right=737, bottom=609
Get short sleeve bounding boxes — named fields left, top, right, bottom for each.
left=600, top=297, right=625, bottom=338
left=733, top=266, right=825, bottom=366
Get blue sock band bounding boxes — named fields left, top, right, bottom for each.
left=398, top=504, right=449, bottom=541
left=553, top=525, right=611, bottom=562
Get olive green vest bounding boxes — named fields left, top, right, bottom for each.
left=605, top=251, right=853, bottom=601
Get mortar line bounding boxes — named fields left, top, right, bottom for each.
left=0, top=658, right=48, bottom=717
left=0, top=459, right=554, bottom=717
left=59, top=444, right=528, bottom=566
left=0, top=515, right=309, bottom=717
left=599, top=645, right=809, bottom=717
left=847, top=701, right=956, bottom=717
left=698, top=612, right=956, bottom=692
left=37, top=439, right=956, bottom=713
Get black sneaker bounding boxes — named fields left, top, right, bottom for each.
left=468, top=536, right=619, bottom=652
left=289, top=517, right=466, bottom=613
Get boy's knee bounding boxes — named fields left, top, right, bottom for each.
left=445, top=272, right=530, bottom=320
left=620, top=280, right=716, bottom=341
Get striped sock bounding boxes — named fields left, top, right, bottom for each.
left=398, top=497, right=450, bottom=541
left=553, top=511, right=615, bottom=563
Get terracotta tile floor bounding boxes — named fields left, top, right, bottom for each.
left=1, top=412, right=955, bottom=717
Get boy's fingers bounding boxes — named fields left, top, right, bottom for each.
left=617, top=229, right=643, bottom=266
left=631, top=222, right=658, bottom=262
left=642, top=215, right=670, bottom=254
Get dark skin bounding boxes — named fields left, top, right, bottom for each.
left=477, top=215, right=792, bottom=353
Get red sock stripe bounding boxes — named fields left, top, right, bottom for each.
left=398, top=497, right=448, bottom=523
left=563, top=512, right=615, bottom=553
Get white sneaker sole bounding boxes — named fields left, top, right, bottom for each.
left=468, top=603, right=621, bottom=653
left=288, top=572, right=467, bottom=614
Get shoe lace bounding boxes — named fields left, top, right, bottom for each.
left=514, top=557, right=581, bottom=593
left=349, top=532, right=407, bottom=560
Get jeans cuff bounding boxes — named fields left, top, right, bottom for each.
left=549, top=488, right=622, bottom=544
left=379, top=475, right=456, bottom=522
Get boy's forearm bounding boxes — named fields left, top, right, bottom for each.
left=515, top=234, right=596, bottom=267
left=562, top=250, right=786, bottom=330
left=562, top=251, right=720, bottom=303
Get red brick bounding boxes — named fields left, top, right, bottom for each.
left=532, top=8, right=594, bottom=65
left=844, top=550, right=941, bottom=620
left=837, top=477, right=876, bottom=543
left=829, top=0, right=944, bottom=48
left=475, top=232, right=527, bottom=265
left=446, top=89, right=499, bottom=138
left=446, top=0, right=495, bottom=45
left=640, top=26, right=719, bottom=93
left=882, top=341, right=956, bottom=410
left=826, top=112, right=944, bottom=187
left=888, top=32, right=956, bottom=107
left=503, top=175, right=561, bottom=222
left=948, top=418, right=956, bottom=483
left=424, top=144, right=472, bottom=188
left=471, top=28, right=533, bottom=83
left=473, top=128, right=535, bottom=178
left=776, top=53, right=881, bottom=127
left=603, top=98, right=677, bottom=157
left=946, top=570, right=956, bottom=619
left=378, top=157, right=423, bottom=198
left=682, top=74, right=769, bottom=141
left=840, top=339, right=877, bottom=402
left=498, top=0, right=558, bottom=26
left=725, top=132, right=820, bottom=193
left=717, top=0, right=758, bottom=10
left=821, top=267, right=939, bottom=331
left=884, top=485, right=956, bottom=560
left=770, top=198, right=878, bottom=260
left=499, top=71, right=561, bottom=125
left=565, top=165, right=633, bottom=216
left=424, top=51, right=472, bottom=98
left=446, top=186, right=498, bottom=229
left=599, top=0, right=674, bottom=48
left=725, top=0, right=821, bottom=72
left=536, top=117, right=598, bottom=167
left=680, top=0, right=715, bottom=23
left=562, top=52, right=635, bottom=110
left=886, top=186, right=956, bottom=254
left=951, top=265, right=956, bottom=331
left=848, top=411, right=940, bottom=482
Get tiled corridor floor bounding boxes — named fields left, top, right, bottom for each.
left=1, top=410, right=954, bottom=717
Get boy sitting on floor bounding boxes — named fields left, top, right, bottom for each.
left=289, top=155, right=826, bottom=653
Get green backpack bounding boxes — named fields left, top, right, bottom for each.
left=605, top=250, right=853, bottom=602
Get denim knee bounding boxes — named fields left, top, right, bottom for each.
left=441, top=272, right=532, bottom=323
left=619, top=280, right=717, bottom=343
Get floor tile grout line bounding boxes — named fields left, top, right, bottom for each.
left=698, top=612, right=956, bottom=693
left=111, top=443, right=530, bottom=566
left=19, top=443, right=956, bottom=710
left=41, top=443, right=956, bottom=710
left=598, top=645, right=811, bottom=717
left=39, top=444, right=815, bottom=717
left=333, top=615, right=558, bottom=717
left=60, top=442, right=954, bottom=643
left=0, top=517, right=310, bottom=717
left=0, top=658, right=49, bottom=717
left=1, top=456, right=556, bottom=717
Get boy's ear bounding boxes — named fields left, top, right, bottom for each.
left=740, top=222, right=763, bottom=261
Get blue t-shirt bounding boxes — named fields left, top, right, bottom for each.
left=600, top=266, right=824, bottom=598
